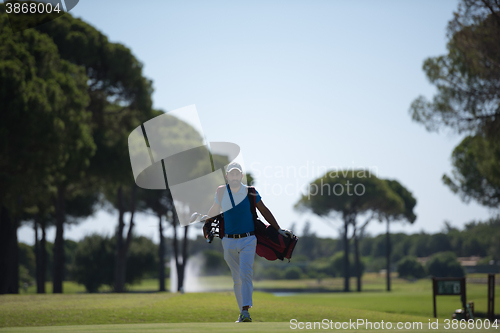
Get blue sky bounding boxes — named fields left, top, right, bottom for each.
left=18, top=0, right=496, bottom=244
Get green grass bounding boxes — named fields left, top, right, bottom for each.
left=2, top=274, right=498, bottom=332
left=1, top=323, right=301, bottom=333
left=3, top=322, right=497, bottom=333
left=0, top=291, right=439, bottom=327
left=284, top=276, right=500, bottom=319
left=19, top=279, right=171, bottom=294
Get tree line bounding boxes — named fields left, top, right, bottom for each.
left=0, top=4, right=205, bottom=294
left=16, top=215, right=498, bottom=292
left=293, top=217, right=500, bottom=264
left=293, top=217, right=499, bottom=275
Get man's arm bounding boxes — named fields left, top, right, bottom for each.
left=207, top=201, right=221, bottom=219
left=204, top=201, right=221, bottom=239
left=256, top=200, right=281, bottom=231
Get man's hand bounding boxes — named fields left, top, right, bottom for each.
left=203, top=217, right=213, bottom=239
left=278, top=229, right=293, bottom=238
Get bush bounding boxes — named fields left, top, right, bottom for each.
left=257, top=266, right=285, bottom=280
left=364, top=256, right=386, bottom=273
left=64, top=239, right=79, bottom=280
left=262, top=267, right=285, bottom=280
left=306, top=270, right=318, bottom=279
left=426, top=251, right=465, bottom=277
left=311, top=272, right=328, bottom=283
left=19, top=264, right=33, bottom=291
left=202, top=250, right=229, bottom=276
left=18, top=243, right=36, bottom=280
left=306, top=259, right=332, bottom=277
left=71, top=234, right=114, bottom=293
left=284, top=266, right=302, bottom=280
left=126, top=236, right=158, bottom=283
left=330, top=252, right=365, bottom=278
left=71, top=234, right=158, bottom=292
left=397, top=256, right=426, bottom=279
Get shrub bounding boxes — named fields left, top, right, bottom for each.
left=126, top=236, right=158, bottom=283
left=397, top=256, right=426, bottom=279
left=306, top=259, right=332, bottom=277
left=71, top=234, right=114, bottom=292
left=71, top=234, right=158, bottom=292
left=316, top=272, right=328, bottom=283
left=18, top=243, right=36, bottom=280
left=259, top=266, right=285, bottom=280
left=330, top=252, right=365, bottom=278
left=284, top=266, right=302, bottom=280
left=202, top=250, right=229, bottom=276
left=364, top=256, right=386, bottom=273
left=426, top=251, right=465, bottom=277
left=18, top=264, right=33, bottom=291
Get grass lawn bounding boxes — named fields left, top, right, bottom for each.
left=1, top=274, right=498, bottom=332
left=3, top=321, right=498, bottom=333
left=18, top=279, right=171, bottom=294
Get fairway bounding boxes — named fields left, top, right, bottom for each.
left=1, top=276, right=498, bottom=332
left=0, top=322, right=292, bottom=333
left=0, top=322, right=497, bottom=333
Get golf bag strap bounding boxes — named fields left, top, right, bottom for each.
left=248, top=187, right=269, bottom=235
left=247, top=186, right=258, bottom=220
left=227, top=184, right=236, bottom=207
left=217, top=184, right=237, bottom=208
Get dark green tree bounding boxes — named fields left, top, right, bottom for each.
left=378, top=180, right=417, bottom=291
left=18, top=187, right=99, bottom=293
left=130, top=112, right=212, bottom=292
left=202, top=250, right=229, bottom=276
left=136, top=188, right=169, bottom=291
left=18, top=243, right=35, bottom=283
left=71, top=234, right=158, bottom=293
left=443, top=135, right=500, bottom=208
left=284, top=266, right=303, bottom=280
left=33, top=207, right=52, bottom=293
left=295, top=170, right=404, bottom=291
left=329, top=251, right=365, bottom=278
left=71, top=234, right=114, bottom=293
left=0, top=8, right=94, bottom=294
left=409, top=0, right=500, bottom=211
left=409, top=0, right=500, bottom=137
left=32, top=13, right=157, bottom=293
left=426, top=252, right=465, bottom=278
left=397, top=256, right=426, bottom=279
left=125, top=236, right=158, bottom=285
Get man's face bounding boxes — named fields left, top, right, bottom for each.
left=227, top=169, right=243, bottom=187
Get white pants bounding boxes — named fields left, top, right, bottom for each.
left=222, top=235, right=257, bottom=312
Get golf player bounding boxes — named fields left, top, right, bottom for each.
left=204, top=162, right=292, bottom=323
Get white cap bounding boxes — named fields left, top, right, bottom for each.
left=227, top=162, right=242, bottom=173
